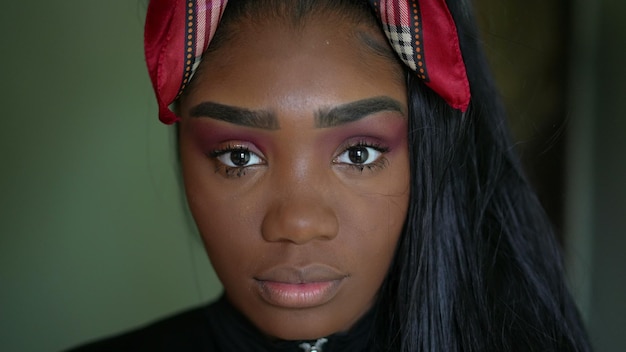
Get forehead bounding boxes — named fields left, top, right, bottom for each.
left=180, top=12, right=405, bottom=112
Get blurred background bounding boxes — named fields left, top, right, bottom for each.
left=0, top=0, right=623, bottom=351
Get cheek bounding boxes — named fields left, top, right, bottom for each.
left=338, top=147, right=410, bottom=235
left=341, top=190, right=409, bottom=257
left=184, top=179, right=267, bottom=295
left=335, top=158, right=410, bottom=269
left=180, top=143, right=263, bottom=271
left=327, top=179, right=409, bottom=322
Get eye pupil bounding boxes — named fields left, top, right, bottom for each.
left=230, top=150, right=251, bottom=166
left=348, top=147, right=369, bottom=164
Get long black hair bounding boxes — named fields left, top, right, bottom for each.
left=187, top=0, right=592, bottom=350
left=374, top=1, right=591, bottom=350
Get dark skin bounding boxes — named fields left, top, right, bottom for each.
left=178, top=14, right=410, bottom=340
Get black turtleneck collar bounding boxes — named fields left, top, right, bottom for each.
left=205, top=294, right=376, bottom=352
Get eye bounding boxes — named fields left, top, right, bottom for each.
left=335, top=144, right=384, bottom=166
left=212, top=147, right=264, bottom=168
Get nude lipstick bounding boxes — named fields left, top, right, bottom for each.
left=254, top=265, right=347, bottom=309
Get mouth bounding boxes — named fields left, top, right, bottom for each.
left=254, top=265, right=347, bottom=309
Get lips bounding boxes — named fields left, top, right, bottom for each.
left=254, top=265, right=347, bottom=309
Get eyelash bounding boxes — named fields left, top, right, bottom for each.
left=334, top=140, right=390, bottom=173
left=208, top=140, right=390, bottom=178
left=209, top=144, right=264, bottom=178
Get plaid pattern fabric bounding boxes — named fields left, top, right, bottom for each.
left=384, top=24, right=418, bottom=71
left=372, top=0, right=425, bottom=77
left=145, top=0, right=470, bottom=124
left=370, top=0, right=470, bottom=111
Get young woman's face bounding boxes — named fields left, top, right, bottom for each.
left=178, top=14, right=410, bottom=340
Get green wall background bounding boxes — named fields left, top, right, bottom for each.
left=0, top=1, right=624, bottom=351
left=581, top=0, right=626, bottom=349
left=0, top=2, right=221, bottom=351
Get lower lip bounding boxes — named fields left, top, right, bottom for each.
left=255, top=279, right=343, bottom=309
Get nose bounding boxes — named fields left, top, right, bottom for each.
left=261, top=193, right=339, bottom=245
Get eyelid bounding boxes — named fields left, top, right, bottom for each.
left=334, top=138, right=389, bottom=157
left=332, top=138, right=390, bottom=173
left=214, top=147, right=265, bottom=168
left=209, top=142, right=265, bottom=159
left=208, top=141, right=268, bottom=178
left=335, top=146, right=383, bottom=165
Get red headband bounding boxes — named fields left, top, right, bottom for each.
left=144, top=0, right=470, bottom=124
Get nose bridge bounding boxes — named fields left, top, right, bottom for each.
left=261, top=161, right=339, bottom=244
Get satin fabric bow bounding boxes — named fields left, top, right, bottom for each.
left=144, top=0, right=470, bottom=124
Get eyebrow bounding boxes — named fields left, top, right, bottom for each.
left=189, top=102, right=279, bottom=130
left=315, top=96, right=405, bottom=128
left=189, top=96, right=404, bottom=130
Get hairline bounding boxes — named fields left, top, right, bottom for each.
left=178, top=0, right=403, bottom=104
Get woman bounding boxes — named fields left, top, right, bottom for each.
left=70, top=0, right=591, bottom=350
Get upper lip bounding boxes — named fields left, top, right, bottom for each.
left=254, top=264, right=347, bottom=284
